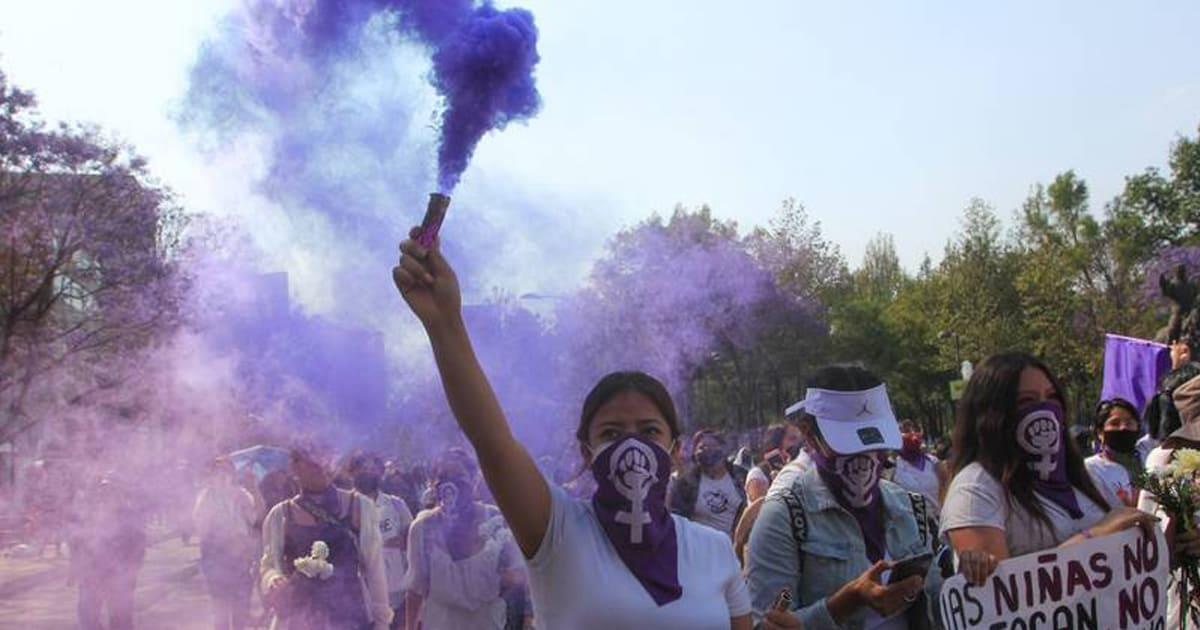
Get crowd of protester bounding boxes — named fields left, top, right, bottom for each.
left=10, top=231, right=1200, bottom=629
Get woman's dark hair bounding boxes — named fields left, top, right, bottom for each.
left=796, top=365, right=883, bottom=436
left=432, top=448, right=479, bottom=484
left=346, top=450, right=384, bottom=474
left=691, top=428, right=724, bottom=447
left=899, top=419, right=921, bottom=433
left=760, top=423, right=789, bottom=454
left=1093, top=398, right=1140, bottom=434
left=950, top=352, right=1109, bottom=528
left=576, top=371, right=682, bottom=444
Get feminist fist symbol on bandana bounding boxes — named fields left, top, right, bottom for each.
left=837, top=454, right=880, bottom=508
left=608, top=440, right=658, bottom=544
left=1016, top=409, right=1061, bottom=480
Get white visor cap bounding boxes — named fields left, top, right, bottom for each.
left=784, top=384, right=902, bottom=455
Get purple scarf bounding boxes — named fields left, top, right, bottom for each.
left=1016, top=401, right=1084, bottom=519
left=808, top=446, right=887, bottom=563
left=591, top=435, right=682, bottom=606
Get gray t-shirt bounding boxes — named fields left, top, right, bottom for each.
left=940, top=462, right=1118, bottom=557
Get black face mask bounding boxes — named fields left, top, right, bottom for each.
left=786, top=444, right=801, bottom=459
left=1103, top=429, right=1140, bottom=455
left=354, top=473, right=381, bottom=494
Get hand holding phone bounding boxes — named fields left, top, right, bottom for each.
left=888, top=552, right=932, bottom=585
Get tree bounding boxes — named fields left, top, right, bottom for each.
left=561, top=204, right=828, bottom=428
left=0, top=70, right=187, bottom=443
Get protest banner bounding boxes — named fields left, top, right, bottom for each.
left=938, top=528, right=1169, bottom=630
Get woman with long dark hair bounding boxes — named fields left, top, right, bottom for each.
left=392, top=231, right=751, bottom=629
left=941, top=352, right=1157, bottom=584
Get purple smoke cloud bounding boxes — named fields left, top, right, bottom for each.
left=259, top=0, right=542, bottom=193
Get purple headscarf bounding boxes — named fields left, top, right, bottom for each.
left=590, top=434, right=682, bottom=606
left=1016, top=400, right=1084, bottom=519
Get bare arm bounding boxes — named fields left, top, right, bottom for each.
left=404, top=591, right=423, bottom=630
left=394, top=232, right=550, bottom=559
left=745, top=477, right=768, bottom=503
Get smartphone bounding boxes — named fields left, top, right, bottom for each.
left=417, top=193, right=451, bottom=248
left=888, top=552, right=933, bottom=585
left=765, top=449, right=787, bottom=469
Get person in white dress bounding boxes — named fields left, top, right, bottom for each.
left=404, top=454, right=522, bottom=630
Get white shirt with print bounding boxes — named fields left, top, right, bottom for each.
left=692, top=472, right=740, bottom=536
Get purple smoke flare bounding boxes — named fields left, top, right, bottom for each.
left=421, top=3, right=541, bottom=192
left=304, top=0, right=542, bottom=192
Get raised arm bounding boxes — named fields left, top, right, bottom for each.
left=393, top=229, right=550, bottom=558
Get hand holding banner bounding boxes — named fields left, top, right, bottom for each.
left=939, top=528, right=1168, bottom=630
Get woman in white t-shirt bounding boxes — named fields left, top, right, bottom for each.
left=1084, top=398, right=1142, bottom=507
left=745, top=423, right=803, bottom=502
left=941, top=352, right=1157, bottom=584
left=393, top=231, right=751, bottom=629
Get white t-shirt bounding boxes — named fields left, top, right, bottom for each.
left=766, top=451, right=813, bottom=495
left=892, top=455, right=941, bottom=511
left=1136, top=435, right=1160, bottom=464
left=405, top=504, right=520, bottom=630
left=691, top=473, right=740, bottom=535
left=940, top=462, right=1118, bottom=557
left=371, top=492, right=413, bottom=597
left=527, top=483, right=751, bottom=629
left=1084, top=454, right=1136, bottom=507
left=745, top=466, right=770, bottom=491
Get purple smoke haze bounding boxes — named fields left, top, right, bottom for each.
left=176, top=0, right=817, bottom=465
left=193, top=0, right=541, bottom=194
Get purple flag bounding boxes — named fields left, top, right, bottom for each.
left=1101, top=334, right=1171, bottom=414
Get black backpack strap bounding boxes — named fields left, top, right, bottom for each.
left=768, top=485, right=808, bottom=579
left=906, top=491, right=939, bottom=552
left=296, top=494, right=361, bottom=556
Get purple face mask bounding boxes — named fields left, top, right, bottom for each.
left=808, top=445, right=887, bottom=562
left=1016, top=400, right=1083, bottom=519
left=808, top=447, right=884, bottom=508
left=590, top=434, right=682, bottom=606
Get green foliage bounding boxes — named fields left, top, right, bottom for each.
left=603, top=123, right=1200, bottom=437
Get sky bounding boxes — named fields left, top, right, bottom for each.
left=1, top=0, right=1199, bottom=275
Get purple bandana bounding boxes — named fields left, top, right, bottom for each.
left=591, top=434, right=682, bottom=606
left=1016, top=401, right=1084, bottom=519
left=808, top=445, right=887, bottom=563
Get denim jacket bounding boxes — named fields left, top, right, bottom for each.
left=745, top=467, right=939, bottom=629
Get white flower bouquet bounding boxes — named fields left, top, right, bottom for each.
left=293, top=540, right=334, bottom=580
left=1136, top=448, right=1200, bottom=626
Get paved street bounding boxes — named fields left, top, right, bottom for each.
left=0, top=533, right=264, bottom=629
